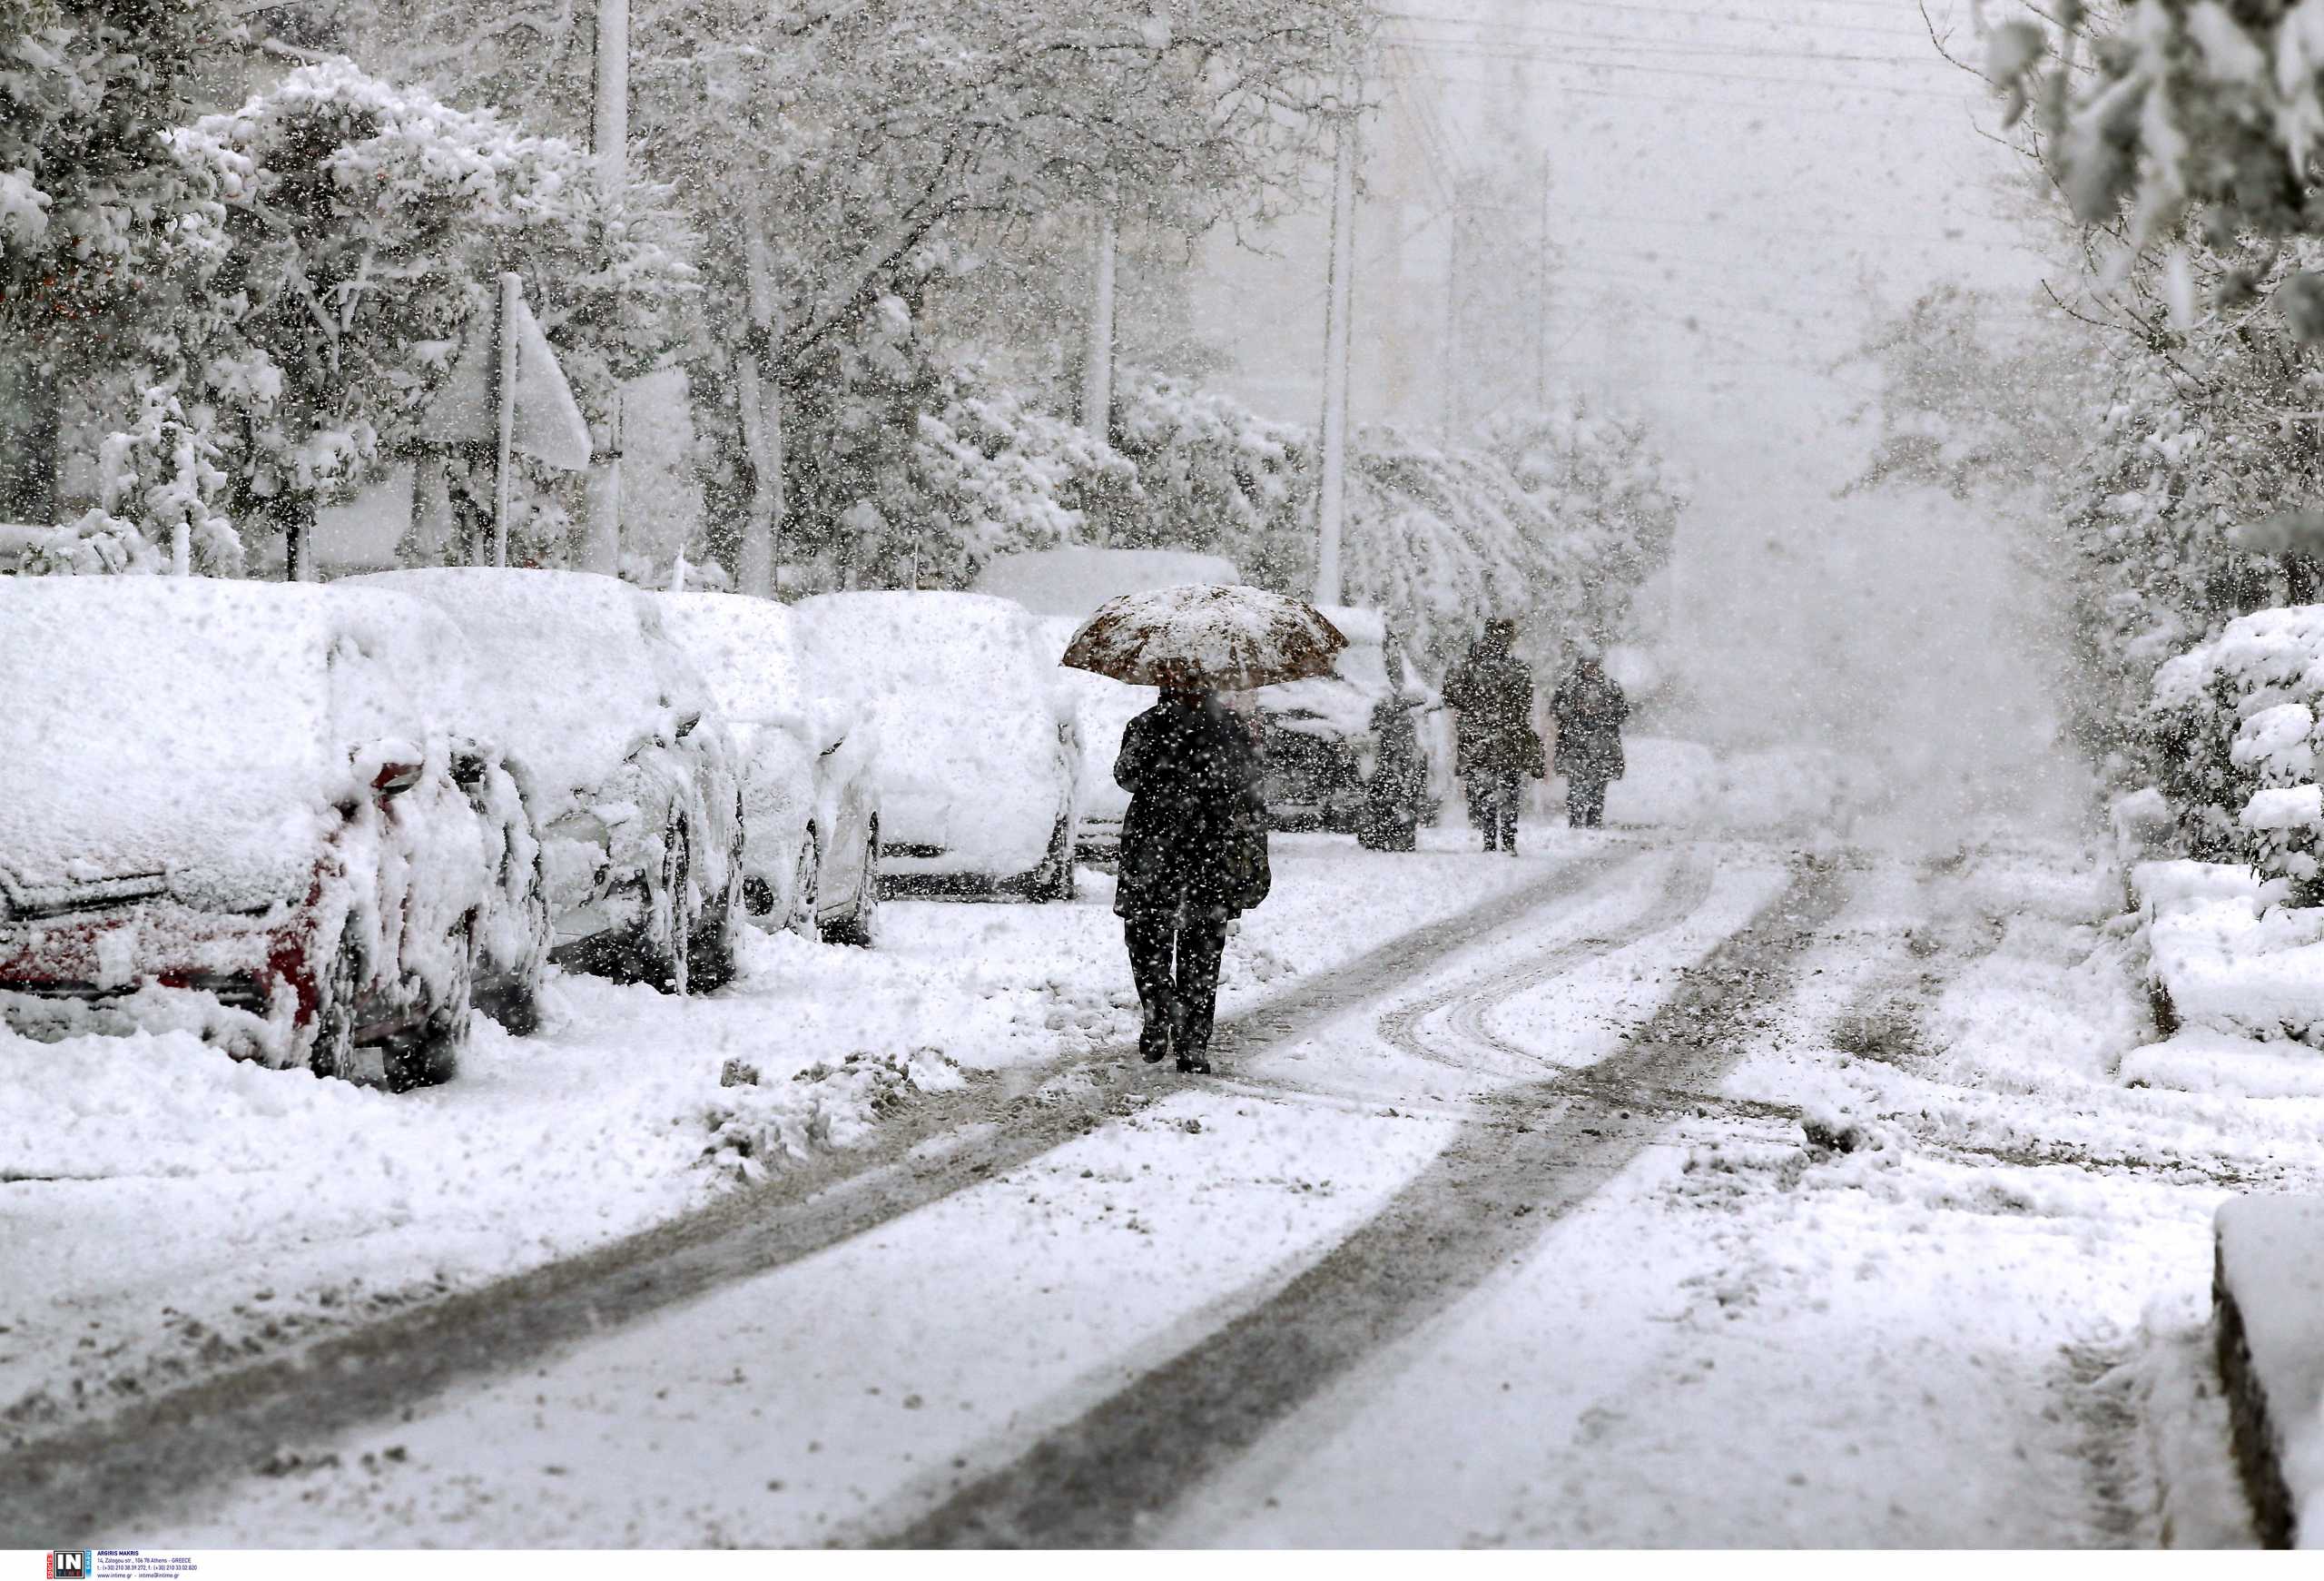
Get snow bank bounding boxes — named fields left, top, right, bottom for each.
left=1710, top=746, right=1883, bottom=834
left=1594, top=736, right=1718, bottom=828
left=2122, top=1031, right=2324, bottom=1100
left=2212, top=1196, right=2324, bottom=1546
left=2135, top=859, right=2324, bottom=1050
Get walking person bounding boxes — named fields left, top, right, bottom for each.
left=1443, top=618, right=1544, bottom=855
left=1550, top=644, right=1630, bottom=829
left=1114, top=687, right=1271, bottom=1073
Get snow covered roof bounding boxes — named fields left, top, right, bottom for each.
left=0, top=577, right=461, bottom=911
left=345, top=568, right=713, bottom=807
left=793, top=594, right=1067, bottom=736
left=658, top=591, right=810, bottom=726
left=970, top=548, right=1242, bottom=618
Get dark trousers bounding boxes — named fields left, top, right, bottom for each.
left=1124, top=911, right=1230, bottom=1053
left=1567, top=775, right=1609, bottom=828
left=1465, top=771, right=1522, bottom=851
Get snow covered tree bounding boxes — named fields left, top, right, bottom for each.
left=310, top=0, right=1368, bottom=586
left=157, top=57, right=694, bottom=569
left=0, top=0, right=223, bottom=522
left=20, top=381, right=241, bottom=573
left=1335, top=408, right=1683, bottom=675
left=1094, top=367, right=1313, bottom=586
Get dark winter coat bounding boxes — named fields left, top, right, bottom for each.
left=1551, top=664, right=1630, bottom=783
left=1443, top=637, right=1543, bottom=778
left=1114, top=693, right=1272, bottom=921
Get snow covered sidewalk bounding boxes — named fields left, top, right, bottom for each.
left=0, top=832, right=1554, bottom=1445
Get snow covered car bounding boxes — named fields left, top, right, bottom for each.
left=792, top=591, right=1081, bottom=899
left=346, top=568, right=745, bottom=993
left=659, top=591, right=881, bottom=945
left=975, top=548, right=1241, bottom=860
left=0, top=577, right=545, bottom=1087
left=1256, top=607, right=1439, bottom=849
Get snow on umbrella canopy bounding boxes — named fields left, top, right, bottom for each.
left=1061, top=584, right=1347, bottom=690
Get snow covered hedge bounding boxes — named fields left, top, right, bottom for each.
left=2151, top=606, right=2324, bottom=898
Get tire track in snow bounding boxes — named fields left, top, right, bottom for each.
left=888, top=855, right=1854, bottom=1549
left=1, top=845, right=1645, bottom=1546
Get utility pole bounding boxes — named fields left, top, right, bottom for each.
left=1442, top=200, right=1462, bottom=441
left=582, top=0, right=627, bottom=576
left=494, top=272, right=521, bottom=568
left=1081, top=176, right=1118, bottom=437
left=1536, top=153, right=1552, bottom=410
left=1315, top=96, right=1358, bottom=609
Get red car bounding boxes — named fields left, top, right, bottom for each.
left=0, top=578, right=546, bottom=1087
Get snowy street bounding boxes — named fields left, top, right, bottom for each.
left=29, top=0, right=2324, bottom=1556
left=6, top=824, right=2296, bottom=1546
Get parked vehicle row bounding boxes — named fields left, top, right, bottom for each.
left=0, top=571, right=1061, bottom=1090
left=0, top=557, right=1423, bottom=1089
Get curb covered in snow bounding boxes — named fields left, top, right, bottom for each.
left=2213, top=1195, right=2324, bottom=1547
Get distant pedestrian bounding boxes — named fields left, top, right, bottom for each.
left=1550, top=646, right=1630, bottom=829
left=1443, top=618, right=1544, bottom=855
left=1114, top=688, right=1272, bottom=1072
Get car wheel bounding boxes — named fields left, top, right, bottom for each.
left=821, top=823, right=881, bottom=949
left=1024, top=814, right=1077, bottom=903
left=473, top=868, right=549, bottom=1036
left=690, top=841, right=744, bottom=993
left=784, top=829, right=822, bottom=943
left=641, top=813, right=692, bottom=996
left=306, top=929, right=362, bottom=1082
left=387, top=920, right=474, bottom=1092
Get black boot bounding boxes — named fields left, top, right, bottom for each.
left=1139, top=1015, right=1171, bottom=1064
left=1171, top=1003, right=1211, bottom=1073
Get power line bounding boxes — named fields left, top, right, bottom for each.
left=1385, top=25, right=1944, bottom=69
left=1382, top=2, right=1928, bottom=40
left=1386, top=45, right=1972, bottom=98
left=1376, top=64, right=1971, bottom=104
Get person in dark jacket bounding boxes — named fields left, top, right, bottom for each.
left=1114, top=688, right=1272, bottom=1072
left=1550, top=647, right=1630, bottom=829
left=1443, top=618, right=1543, bottom=855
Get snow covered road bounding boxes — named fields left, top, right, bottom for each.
left=7, top=830, right=2313, bottom=1546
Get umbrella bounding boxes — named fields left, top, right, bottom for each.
left=1061, top=583, right=1347, bottom=690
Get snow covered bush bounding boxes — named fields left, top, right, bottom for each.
left=2150, top=605, right=2324, bottom=898
left=20, top=383, right=241, bottom=575
left=1096, top=367, right=1311, bottom=585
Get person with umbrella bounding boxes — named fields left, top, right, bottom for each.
left=1063, top=585, right=1344, bottom=1073
left=1550, top=642, right=1630, bottom=829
